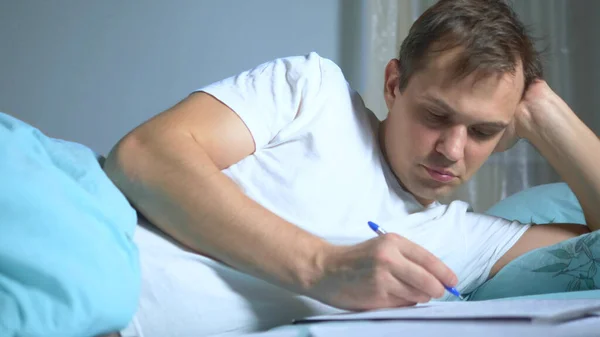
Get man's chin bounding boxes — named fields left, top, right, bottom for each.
left=396, top=173, right=458, bottom=204
left=410, top=184, right=457, bottom=205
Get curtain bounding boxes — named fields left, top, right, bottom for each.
left=361, top=0, right=579, bottom=212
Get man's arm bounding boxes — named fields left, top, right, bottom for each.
left=104, top=92, right=328, bottom=291
left=518, top=81, right=600, bottom=230
left=492, top=80, right=600, bottom=276
left=104, top=91, right=457, bottom=310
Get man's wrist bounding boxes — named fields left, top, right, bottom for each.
left=517, top=92, right=572, bottom=144
left=294, top=239, right=335, bottom=293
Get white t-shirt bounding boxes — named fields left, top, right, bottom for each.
left=199, top=52, right=530, bottom=296
left=125, top=52, right=531, bottom=337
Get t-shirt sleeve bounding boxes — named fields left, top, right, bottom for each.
left=459, top=211, right=531, bottom=293
left=194, top=52, right=332, bottom=150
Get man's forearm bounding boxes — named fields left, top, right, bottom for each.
left=521, top=93, right=600, bottom=230
left=103, top=134, right=328, bottom=292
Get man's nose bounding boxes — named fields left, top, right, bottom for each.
left=435, top=126, right=467, bottom=162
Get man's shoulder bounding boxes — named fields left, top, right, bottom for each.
left=259, top=52, right=345, bottom=83
left=273, top=51, right=341, bottom=70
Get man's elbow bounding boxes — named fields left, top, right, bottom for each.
left=103, top=132, right=149, bottom=194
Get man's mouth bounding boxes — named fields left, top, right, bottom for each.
left=422, top=165, right=457, bottom=183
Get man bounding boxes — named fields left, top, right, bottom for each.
left=104, top=0, right=600, bottom=335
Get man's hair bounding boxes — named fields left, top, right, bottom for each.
left=398, top=0, right=543, bottom=93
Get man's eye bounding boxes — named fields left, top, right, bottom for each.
left=470, top=128, right=496, bottom=139
left=425, top=111, right=447, bottom=124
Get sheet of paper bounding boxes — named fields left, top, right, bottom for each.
left=236, top=328, right=308, bottom=337
left=307, top=318, right=600, bottom=337
left=296, top=299, right=600, bottom=324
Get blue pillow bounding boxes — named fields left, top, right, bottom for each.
left=485, top=182, right=585, bottom=225
left=467, top=183, right=592, bottom=301
left=0, top=113, right=140, bottom=337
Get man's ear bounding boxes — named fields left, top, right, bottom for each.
left=384, top=59, right=401, bottom=111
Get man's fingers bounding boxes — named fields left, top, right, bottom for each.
left=391, top=281, right=432, bottom=304
left=370, top=234, right=458, bottom=303
left=392, top=258, right=445, bottom=298
left=400, top=238, right=458, bottom=288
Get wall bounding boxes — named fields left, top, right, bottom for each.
left=567, top=1, right=600, bottom=135
left=0, top=0, right=363, bottom=155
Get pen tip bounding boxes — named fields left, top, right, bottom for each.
left=368, top=221, right=377, bottom=231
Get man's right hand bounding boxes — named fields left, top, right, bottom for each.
left=309, top=233, right=458, bottom=310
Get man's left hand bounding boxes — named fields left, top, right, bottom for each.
left=494, top=80, right=564, bottom=152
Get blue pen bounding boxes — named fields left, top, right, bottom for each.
left=367, top=221, right=464, bottom=300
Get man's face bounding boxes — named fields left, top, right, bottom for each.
left=381, top=50, right=525, bottom=205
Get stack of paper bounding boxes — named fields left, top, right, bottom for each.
left=295, top=299, right=600, bottom=324
left=305, top=318, right=600, bottom=337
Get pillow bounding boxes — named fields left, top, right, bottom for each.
left=0, top=112, right=140, bottom=337
left=468, top=230, right=600, bottom=300
left=485, top=182, right=586, bottom=225
left=468, top=183, right=592, bottom=301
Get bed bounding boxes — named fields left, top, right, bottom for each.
left=2, top=110, right=600, bottom=337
